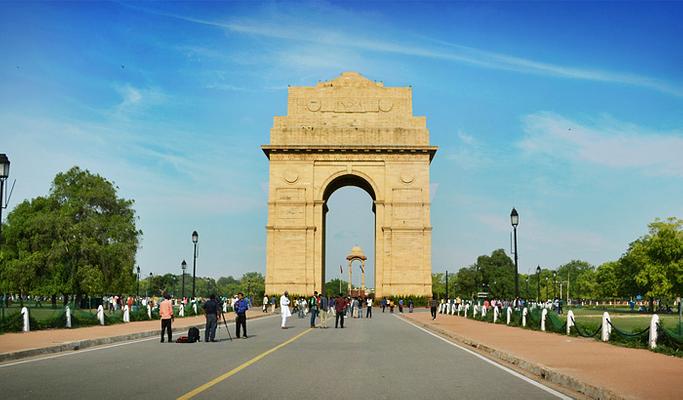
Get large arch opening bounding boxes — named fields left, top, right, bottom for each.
left=322, top=174, right=376, bottom=297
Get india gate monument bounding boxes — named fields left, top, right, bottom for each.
left=263, top=72, right=437, bottom=298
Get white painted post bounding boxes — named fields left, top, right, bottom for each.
left=179, top=304, right=185, bottom=317
left=493, top=306, right=499, bottom=323
left=457, top=304, right=462, bottom=316
left=147, top=304, right=152, bottom=319
left=601, top=312, right=611, bottom=342
left=21, top=307, right=30, bottom=332
left=481, top=305, right=487, bottom=318
left=473, top=304, right=479, bottom=318
left=566, top=310, right=575, bottom=335
left=193, top=302, right=198, bottom=315
left=506, top=307, right=512, bottom=325
left=223, top=301, right=228, bottom=313
left=464, top=304, right=469, bottom=317
left=649, top=314, right=659, bottom=349
left=65, top=305, right=72, bottom=328
left=123, top=305, right=130, bottom=323
left=97, top=305, right=105, bottom=325
left=522, top=307, right=528, bottom=327
left=541, top=308, right=548, bottom=331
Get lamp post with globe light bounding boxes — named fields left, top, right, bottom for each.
left=191, top=231, right=198, bottom=300
left=510, top=208, right=520, bottom=301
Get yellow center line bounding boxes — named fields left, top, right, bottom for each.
left=177, top=328, right=314, bottom=400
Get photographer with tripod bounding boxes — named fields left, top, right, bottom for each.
left=203, top=294, right=219, bottom=342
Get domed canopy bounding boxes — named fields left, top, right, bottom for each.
left=346, top=245, right=367, bottom=261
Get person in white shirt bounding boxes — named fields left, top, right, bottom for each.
left=263, top=295, right=269, bottom=313
left=366, top=297, right=373, bottom=318
left=280, top=292, right=291, bottom=329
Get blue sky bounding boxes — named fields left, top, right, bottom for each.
left=1, top=1, right=682, bottom=287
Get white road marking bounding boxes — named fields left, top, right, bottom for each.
left=396, top=315, right=573, bottom=400
left=0, top=314, right=277, bottom=368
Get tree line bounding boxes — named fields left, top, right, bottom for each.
left=434, top=217, right=683, bottom=309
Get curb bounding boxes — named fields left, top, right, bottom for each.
left=0, top=313, right=274, bottom=363
left=404, top=316, right=626, bottom=400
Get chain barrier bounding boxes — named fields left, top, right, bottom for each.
left=657, top=323, right=683, bottom=350
left=606, top=319, right=650, bottom=339
left=571, top=316, right=602, bottom=337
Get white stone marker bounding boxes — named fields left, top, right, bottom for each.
left=123, top=305, right=130, bottom=323
left=566, top=310, right=575, bottom=335
left=493, top=306, right=499, bottom=323
left=65, top=306, right=72, bottom=328
left=21, top=307, right=30, bottom=332
left=506, top=307, right=512, bottom=325
left=522, top=307, right=528, bottom=327
left=147, top=304, right=152, bottom=319
left=179, top=304, right=185, bottom=317
left=541, top=308, right=548, bottom=331
left=649, top=314, right=659, bottom=349
left=97, top=305, right=105, bottom=325
left=601, top=312, right=611, bottom=342
left=193, top=302, right=198, bottom=315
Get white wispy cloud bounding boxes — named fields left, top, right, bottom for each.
left=123, top=3, right=683, bottom=97
left=519, top=112, right=683, bottom=177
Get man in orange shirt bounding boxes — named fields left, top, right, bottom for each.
left=159, top=293, right=174, bottom=343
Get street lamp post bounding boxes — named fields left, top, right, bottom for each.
left=181, top=260, right=187, bottom=300
left=553, top=271, right=557, bottom=299
left=536, top=265, right=541, bottom=303
left=147, top=272, right=152, bottom=298
left=0, top=154, right=8, bottom=317
left=545, top=276, right=549, bottom=301
left=192, top=231, right=198, bottom=299
left=445, top=270, right=448, bottom=300
left=510, top=208, right=519, bottom=301
left=136, top=266, right=140, bottom=299
left=525, top=276, right=529, bottom=300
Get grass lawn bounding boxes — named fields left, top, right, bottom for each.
left=557, top=307, right=682, bottom=332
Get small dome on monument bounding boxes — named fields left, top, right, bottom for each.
left=346, top=245, right=367, bottom=260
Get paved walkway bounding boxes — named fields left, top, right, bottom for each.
left=403, top=311, right=682, bottom=400
left=0, top=312, right=272, bottom=357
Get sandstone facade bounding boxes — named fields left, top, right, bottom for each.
left=263, top=72, right=437, bottom=297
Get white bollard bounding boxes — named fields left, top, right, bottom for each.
left=566, top=310, right=575, bottom=335
left=457, top=304, right=462, bottom=316
left=223, top=301, right=228, bottom=313
left=601, top=312, right=611, bottom=342
left=193, top=302, right=198, bottom=315
left=522, top=307, right=528, bottom=327
left=147, top=304, right=152, bottom=319
left=472, top=304, right=479, bottom=318
left=493, top=306, right=499, bottom=323
left=481, top=305, right=487, bottom=318
left=506, top=307, right=512, bottom=325
left=65, top=306, right=72, bottom=328
left=179, top=304, right=185, bottom=317
left=97, top=305, right=105, bottom=325
left=649, top=314, right=659, bottom=349
left=123, top=305, right=130, bottom=323
left=464, top=304, right=469, bottom=317
left=541, top=308, right=548, bottom=331
left=21, top=307, right=30, bottom=332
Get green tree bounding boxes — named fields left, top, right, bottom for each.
left=1, top=167, right=141, bottom=305
left=475, top=249, right=515, bottom=299
left=239, top=272, right=265, bottom=300
left=595, top=261, right=619, bottom=299
left=324, top=278, right=348, bottom=297
left=452, top=265, right=478, bottom=299
left=619, top=218, right=683, bottom=308
left=432, top=272, right=445, bottom=299
left=556, top=260, right=595, bottom=300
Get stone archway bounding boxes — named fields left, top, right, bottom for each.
left=263, top=72, right=437, bottom=298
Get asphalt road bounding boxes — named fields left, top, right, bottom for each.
left=0, top=310, right=569, bottom=399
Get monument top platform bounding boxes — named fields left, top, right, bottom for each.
left=269, top=72, right=430, bottom=147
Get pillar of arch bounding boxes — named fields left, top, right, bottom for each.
left=263, top=72, right=437, bottom=298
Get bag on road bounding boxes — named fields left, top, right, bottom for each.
left=188, top=327, right=200, bottom=343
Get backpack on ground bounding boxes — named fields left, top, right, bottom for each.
left=187, top=327, right=200, bottom=343
left=176, top=336, right=189, bottom=343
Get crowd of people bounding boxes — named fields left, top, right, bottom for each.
left=278, top=292, right=377, bottom=329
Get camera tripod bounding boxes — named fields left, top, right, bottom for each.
left=218, top=310, right=233, bottom=341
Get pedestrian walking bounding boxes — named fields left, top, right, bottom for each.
left=358, top=297, right=363, bottom=319
left=408, top=299, right=414, bottom=313
left=280, top=291, right=291, bottom=329
left=430, top=298, right=439, bottom=320
left=366, top=297, right=373, bottom=318
left=309, top=291, right=319, bottom=328
left=263, top=295, right=269, bottom=312
left=335, top=295, right=347, bottom=328
left=203, top=294, right=219, bottom=342
left=319, top=295, right=329, bottom=328
left=381, top=297, right=387, bottom=313
left=159, top=293, right=174, bottom=343
left=398, top=299, right=404, bottom=313
left=235, top=292, right=249, bottom=338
